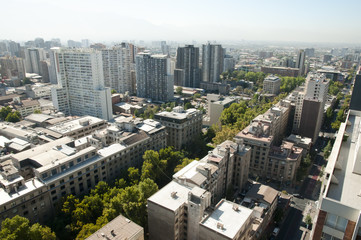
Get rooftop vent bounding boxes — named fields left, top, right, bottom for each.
left=217, top=222, right=224, bottom=229
left=232, top=204, right=239, bottom=211
left=171, top=191, right=177, bottom=198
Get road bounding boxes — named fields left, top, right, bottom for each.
left=276, top=207, right=304, bottom=240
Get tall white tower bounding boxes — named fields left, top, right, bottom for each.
left=51, top=48, right=113, bottom=120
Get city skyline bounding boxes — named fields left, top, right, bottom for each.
left=2, top=0, right=361, bottom=44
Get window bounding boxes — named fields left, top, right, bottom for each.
left=321, top=232, right=341, bottom=240
left=42, top=173, right=48, bottom=179
left=51, top=169, right=57, bottom=175
left=325, top=213, right=348, bottom=232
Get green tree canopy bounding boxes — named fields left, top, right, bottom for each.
left=0, top=215, right=56, bottom=240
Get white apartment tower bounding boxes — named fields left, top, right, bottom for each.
left=102, top=43, right=134, bottom=94
left=135, top=52, right=174, bottom=102
left=51, top=48, right=113, bottom=120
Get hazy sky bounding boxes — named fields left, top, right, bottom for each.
left=2, top=0, right=361, bottom=44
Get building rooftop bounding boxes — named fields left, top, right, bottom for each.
left=48, top=116, right=105, bottom=135
left=323, top=111, right=361, bottom=210
left=148, top=181, right=192, bottom=211
left=86, top=214, right=143, bottom=240
left=10, top=137, right=73, bottom=163
left=25, top=114, right=54, bottom=124
left=245, top=183, right=278, bottom=205
left=0, top=178, right=44, bottom=206
left=155, top=107, right=200, bottom=120
left=200, top=199, right=253, bottom=239
left=264, top=75, right=281, bottom=82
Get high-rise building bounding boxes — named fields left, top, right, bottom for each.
left=311, top=86, right=361, bottom=239
left=24, top=48, right=44, bottom=74
left=48, top=48, right=58, bottom=84
left=223, top=54, right=235, bottom=72
left=202, top=43, right=224, bottom=83
left=135, top=52, right=174, bottom=102
left=0, top=56, right=26, bottom=80
left=295, top=49, right=306, bottom=76
left=81, top=39, right=90, bottom=48
left=298, top=73, right=329, bottom=142
left=174, top=45, right=201, bottom=88
left=102, top=43, right=133, bottom=94
left=34, top=38, right=45, bottom=48
left=51, top=48, right=113, bottom=120
left=305, top=48, right=315, bottom=58
left=8, top=41, right=21, bottom=57
left=67, top=40, right=82, bottom=48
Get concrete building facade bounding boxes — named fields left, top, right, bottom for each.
left=102, top=43, right=134, bottom=94
left=174, top=45, right=201, bottom=88
left=135, top=52, right=174, bottom=102
left=263, top=75, right=281, bottom=95
left=154, top=106, right=202, bottom=150
left=0, top=117, right=166, bottom=224
left=51, top=48, right=113, bottom=121
left=202, top=43, right=224, bottom=83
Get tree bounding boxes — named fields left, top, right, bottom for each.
left=29, top=223, right=56, bottom=240
left=128, top=167, right=140, bottom=184
left=305, top=214, right=312, bottom=227
left=174, top=158, right=194, bottom=173
left=33, top=109, right=42, bottom=114
left=176, top=86, right=183, bottom=95
left=22, top=78, right=32, bottom=85
left=323, top=141, right=333, bottom=159
left=0, top=106, right=12, bottom=120
left=0, top=215, right=56, bottom=240
left=76, top=223, right=101, bottom=240
left=184, top=102, right=192, bottom=110
left=111, top=89, right=117, bottom=94
left=5, top=111, right=21, bottom=122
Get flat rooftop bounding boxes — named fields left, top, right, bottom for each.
left=325, top=111, right=361, bottom=210
left=155, top=108, right=199, bottom=120
left=0, top=178, right=44, bottom=205
left=48, top=116, right=105, bottom=135
left=86, top=214, right=143, bottom=240
left=148, top=181, right=192, bottom=212
left=200, top=199, right=253, bottom=239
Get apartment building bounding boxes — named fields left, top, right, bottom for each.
left=148, top=180, right=255, bottom=240
left=154, top=107, right=202, bottom=150
left=102, top=43, right=134, bottom=94
left=51, top=48, right=113, bottom=121
left=11, top=99, right=41, bottom=117
left=135, top=52, right=174, bottom=102
left=268, top=141, right=303, bottom=183
left=252, top=100, right=291, bottom=145
left=203, top=94, right=240, bottom=126
left=0, top=117, right=166, bottom=224
left=47, top=116, right=108, bottom=140
left=199, top=199, right=254, bottom=240
left=263, top=75, right=281, bottom=95
left=299, top=73, right=329, bottom=142
left=0, top=56, right=26, bottom=80
left=235, top=122, right=274, bottom=180
left=173, top=140, right=250, bottom=204
left=311, top=109, right=361, bottom=240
